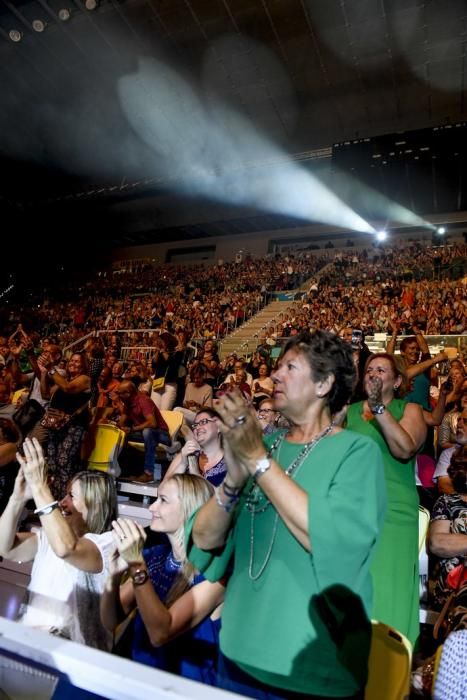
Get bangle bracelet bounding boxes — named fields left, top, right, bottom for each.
left=222, top=481, right=241, bottom=497
left=34, top=500, right=60, bottom=516
left=215, top=487, right=238, bottom=513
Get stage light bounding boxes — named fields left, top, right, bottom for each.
left=376, top=230, right=387, bottom=241
left=32, top=19, right=46, bottom=32
left=85, top=0, right=97, bottom=9
left=8, top=29, right=22, bottom=42
left=437, top=226, right=446, bottom=235
left=58, top=8, right=71, bottom=21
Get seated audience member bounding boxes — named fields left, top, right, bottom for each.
left=100, top=474, right=223, bottom=685
left=173, top=366, right=213, bottom=438
left=251, top=363, right=274, bottom=408
left=429, top=446, right=467, bottom=615
left=433, top=408, right=467, bottom=494
left=96, top=366, right=120, bottom=409
left=0, top=418, right=20, bottom=514
left=0, top=438, right=116, bottom=649
left=0, top=381, right=16, bottom=420
left=115, top=380, right=170, bottom=482
left=225, top=359, right=253, bottom=388
left=256, top=398, right=279, bottom=435
left=164, top=408, right=226, bottom=487
left=438, top=387, right=467, bottom=451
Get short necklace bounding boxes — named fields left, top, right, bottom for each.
left=248, top=421, right=335, bottom=581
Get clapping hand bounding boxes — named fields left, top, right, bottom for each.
left=111, top=518, right=147, bottom=566
left=215, top=388, right=263, bottom=484
left=367, top=376, right=384, bottom=412
left=181, top=440, right=199, bottom=458
left=108, top=547, right=130, bottom=578
left=16, top=438, right=47, bottom=491
left=11, top=466, right=33, bottom=504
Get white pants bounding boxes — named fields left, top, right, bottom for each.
left=151, top=382, right=177, bottom=411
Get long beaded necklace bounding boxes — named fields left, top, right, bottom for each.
left=247, top=421, right=335, bottom=581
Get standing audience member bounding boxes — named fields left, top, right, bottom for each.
left=39, top=352, right=91, bottom=500
left=173, top=366, right=213, bottom=439
left=150, top=333, right=184, bottom=410
left=0, top=418, right=20, bottom=514
left=188, top=331, right=386, bottom=699
left=346, top=353, right=426, bottom=644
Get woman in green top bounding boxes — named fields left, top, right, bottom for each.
left=188, top=331, right=386, bottom=699
left=346, top=352, right=426, bottom=646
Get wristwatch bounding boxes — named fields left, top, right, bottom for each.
left=253, top=456, right=271, bottom=480
left=131, top=568, right=149, bottom=586
left=370, top=404, right=386, bottom=415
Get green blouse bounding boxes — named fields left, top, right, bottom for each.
left=186, top=429, right=386, bottom=696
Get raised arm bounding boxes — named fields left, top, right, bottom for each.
left=0, top=467, right=37, bottom=562
left=18, top=438, right=104, bottom=573
left=423, top=384, right=448, bottom=428
left=367, top=379, right=426, bottom=459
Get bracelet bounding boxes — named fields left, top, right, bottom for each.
left=222, top=481, right=241, bottom=497
left=34, top=500, right=60, bottom=516
left=214, top=487, right=238, bottom=513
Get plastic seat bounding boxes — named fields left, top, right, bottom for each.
left=419, top=505, right=430, bottom=554
left=365, top=620, right=412, bottom=700
left=87, top=424, right=125, bottom=476
left=11, top=388, right=29, bottom=407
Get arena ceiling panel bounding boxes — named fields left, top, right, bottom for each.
left=0, top=0, right=466, bottom=246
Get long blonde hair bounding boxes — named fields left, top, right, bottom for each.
left=165, top=473, right=214, bottom=605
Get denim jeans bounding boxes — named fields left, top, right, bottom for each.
left=127, top=427, right=170, bottom=473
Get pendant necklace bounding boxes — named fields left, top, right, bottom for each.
left=248, top=421, right=335, bottom=581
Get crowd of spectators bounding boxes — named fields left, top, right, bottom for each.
left=0, top=238, right=466, bottom=695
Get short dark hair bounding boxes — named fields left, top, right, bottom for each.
left=400, top=336, right=418, bottom=353
left=447, top=446, right=467, bottom=495
left=0, top=418, right=20, bottom=443
left=281, top=330, right=356, bottom=413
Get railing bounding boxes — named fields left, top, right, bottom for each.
left=62, top=331, right=96, bottom=357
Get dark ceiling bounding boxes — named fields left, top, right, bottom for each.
left=0, top=0, right=466, bottom=249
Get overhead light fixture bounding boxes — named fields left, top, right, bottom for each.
left=85, top=0, right=97, bottom=9
left=437, top=226, right=446, bottom=235
left=376, top=230, right=387, bottom=242
left=58, top=8, right=71, bottom=21
left=32, top=19, right=47, bottom=32
left=8, top=29, right=23, bottom=42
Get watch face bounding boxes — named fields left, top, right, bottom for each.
left=132, top=569, right=149, bottom=586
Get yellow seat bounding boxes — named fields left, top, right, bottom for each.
left=11, top=388, right=29, bottom=407
left=128, top=410, right=184, bottom=456
left=419, top=505, right=430, bottom=554
left=365, top=621, right=412, bottom=700
left=87, top=424, right=126, bottom=475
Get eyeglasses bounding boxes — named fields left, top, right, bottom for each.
left=192, top=418, right=216, bottom=430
